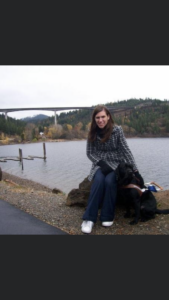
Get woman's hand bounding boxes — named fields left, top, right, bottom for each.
left=97, top=160, right=112, bottom=176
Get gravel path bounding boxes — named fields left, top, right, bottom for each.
left=1, top=171, right=169, bottom=235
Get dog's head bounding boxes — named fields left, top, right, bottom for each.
left=116, top=162, right=135, bottom=186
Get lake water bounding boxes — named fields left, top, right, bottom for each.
left=0, top=138, right=169, bottom=195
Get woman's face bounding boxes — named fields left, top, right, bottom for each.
left=95, top=109, right=110, bottom=129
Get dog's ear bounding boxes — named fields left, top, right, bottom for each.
left=117, top=162, right=125, bottom=171
left=115, top=163, right=125, bottom=181
left=125, top=163, right=134, bottom=170
left=115, top=165, right=120, bottom=180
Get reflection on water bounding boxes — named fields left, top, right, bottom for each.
left=0, top=138, right=169, bottom=195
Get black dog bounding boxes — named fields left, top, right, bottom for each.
left=115, top=162, right=169, bottom=225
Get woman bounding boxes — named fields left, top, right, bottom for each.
left=81, top=105, right=139, bottom=234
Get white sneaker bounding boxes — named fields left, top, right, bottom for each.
left=81, top=220, right=94, bottom=234
left=102, top=221, right=113, bottom=227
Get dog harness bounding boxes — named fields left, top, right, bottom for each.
left=122, top=184, right=144, bottom=197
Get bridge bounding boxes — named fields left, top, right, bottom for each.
left=0, top=106, right=133, bottom=125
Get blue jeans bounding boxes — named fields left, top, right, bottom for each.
left=82, top=168, right=117, bottom=223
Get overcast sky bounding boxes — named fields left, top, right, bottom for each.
left=0, top=65, right=169, bottom=119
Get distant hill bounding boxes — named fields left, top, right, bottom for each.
left=1, top=99, right=169, bottom=142
left=22, top=114, right=49, bottom=123
left=20, top=99, right=169, bottom=137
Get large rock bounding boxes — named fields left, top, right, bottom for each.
left=66, top=177, right=125, bottom=207
left=65, top=177, right=129, bottom=208
left=66, top=177, right=92, bottom=207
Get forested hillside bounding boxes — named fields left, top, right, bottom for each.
left=0, top=114, right=26, bottom=143
left=1, top=98, right=169, bottom=144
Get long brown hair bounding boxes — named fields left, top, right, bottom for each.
left=88, top=105, right=115, bottom=143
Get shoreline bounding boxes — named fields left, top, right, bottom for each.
left=0, top=135, right=169, bottom=147
left=0, top=138, right=86, bottom=146
left=1, top=170, right=169, bottom=235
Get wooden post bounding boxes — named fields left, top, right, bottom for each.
left=19, top=149, right=22, bottom=162
left=0, top=167, right=2, bottom=181
left=54, top=110, right=57, bottom=125
left=43, top=143, right=46, bottom=160
left=19, top=148, right=24, bottom=170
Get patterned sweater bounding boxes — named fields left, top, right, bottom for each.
left=86, top=125, right=138, bottom=181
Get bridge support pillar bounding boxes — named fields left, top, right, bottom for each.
left=54, top=111, right=57, bottom=125
left=5, top=112, right=8, bottom=120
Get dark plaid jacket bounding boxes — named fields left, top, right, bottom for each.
left=86, top=125, right=138, bottom=181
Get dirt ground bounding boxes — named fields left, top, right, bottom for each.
left=0, top=171, right=169, bottom=235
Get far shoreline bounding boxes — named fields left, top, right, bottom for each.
left=0, top=135, right=169, bottom=147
